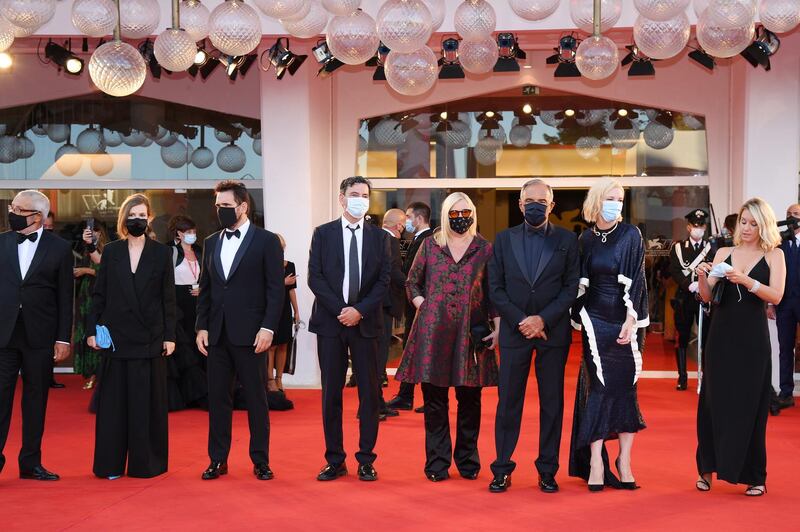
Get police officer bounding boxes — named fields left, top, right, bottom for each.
left=669, top=209, right=714, bottom=391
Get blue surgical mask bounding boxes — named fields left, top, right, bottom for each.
left=183, top=233, right=197, bottom=245
left=405, top=219, right=415, bottom=233
left=346, top=197, right=369, bottom=219
left=601, top=200, right=623, bottom=223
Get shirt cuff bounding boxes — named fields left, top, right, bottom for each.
left=260, top=328, right=274, bottom=334
left=56, top=341, right=70, bottom=345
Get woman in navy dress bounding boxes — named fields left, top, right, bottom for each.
left=569, top=178, right=649, bottom=491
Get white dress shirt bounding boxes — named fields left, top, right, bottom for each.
left=18, top=226, right=43, bottom=279
left=220, top=218, right=250, bottom=280
left=341, top=216, right=364, bottom=304
left=414, top=226, right=430, bottom=240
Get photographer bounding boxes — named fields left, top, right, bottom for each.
left=769, top=204, right=800, bottom=410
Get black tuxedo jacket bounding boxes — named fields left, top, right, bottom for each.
left=489, top=223, right=580, bottom=348
left=87, top=238, right=177, bottom=358
left=0, top=230, right=73, bottom=349
left=195, top=225, right=285, bottom=347
left=308, top=219, right=391, bottom=338
left=384, top=234, right=406, bottom=319
left=403, top=228, right=433, bottom=274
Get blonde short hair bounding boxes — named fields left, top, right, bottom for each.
left=435, top=192, right=477, bottom=247
left=582, top=178, right=624, bottom=223
left=117, top=193, right=152, bottom=238
left=734, top=197, right=782, bottom=252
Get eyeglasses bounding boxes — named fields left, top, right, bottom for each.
left=8, top=205, right=40, bottom=216
left=448, top=209, right=473, bottom=219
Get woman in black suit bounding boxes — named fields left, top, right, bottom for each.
left=87, top=193, right=177, bottom=479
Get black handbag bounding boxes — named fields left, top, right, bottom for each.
left=710, top=279, right=726, bottom=306
left=284, top=322, right=303, bottom=375
left=470, top=322, right=493, bottom=351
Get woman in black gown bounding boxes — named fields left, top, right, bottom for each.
left=695, top=198, right=785, bottom=497
left=267, top=233, right=300, bottom=394
left=569, top=178, right=648, bottom=491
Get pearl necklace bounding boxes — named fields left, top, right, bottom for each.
left=592, top=222, right=619, bottom=243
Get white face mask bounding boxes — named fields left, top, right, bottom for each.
left=346, top=197, right=369, bottom=219
left=600, top=200, right=623, bottom=223
left=183, top=233, right=197, bottom=245
left=690, top=228, right=705, bottom=241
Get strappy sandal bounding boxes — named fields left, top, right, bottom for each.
left=696, top=477, right=711, bottom=492
left=745, top=485, right=766, bottom=497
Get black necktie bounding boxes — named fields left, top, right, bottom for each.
left=694, top=242, right=700, bottom=253
left=17, top=232, right=37, bottom=244
left=225, top=229, right=241, bottom=240
left=347, top=226, right=360, bottom=305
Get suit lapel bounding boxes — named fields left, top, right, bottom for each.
left=133, top=237, right=155, bottom=294
left=119, top=243, right=146, bottom=326
left=23, top=232, right=50, bottom=283
left=334, top=220, right=345, bottom=288
left=227, top=225, right=255, bottom=281
left=4, top=232, right=22, bottom=282
left=532, top=226, right=557, bottom=285
left=213, top=233, right=225, bottom=283
left=510, top=225, right=532, bottom=286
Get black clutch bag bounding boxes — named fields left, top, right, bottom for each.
left=470, top=322, right=493, bottom=351
left=711, top=279, right=725, bottom=306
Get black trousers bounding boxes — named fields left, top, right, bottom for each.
left=0, top=317, right=53, bottom=473
left=776, top=297, right=800, bottom=398
left=318, top=327, right=379, bottom=465
left=93, top=356, right=168, bottom=478
left=491, top=343, right=569, bottom=477
left=376, top=313, right=394, bottom=408
left=207, top=330, right=269, bottom=465
left=675, top=292, right=702, bottom=349
left=420, top=383, right=482, bottom=476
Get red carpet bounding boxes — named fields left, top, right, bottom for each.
left=3, top=336, right=798, bottom=531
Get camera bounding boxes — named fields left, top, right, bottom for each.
left=777, top=216, right=799, bottom=242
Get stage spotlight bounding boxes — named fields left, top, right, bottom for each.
left=556, top=109, right=583, bottom=129
left=494, top=32, right=526, bottom=72
left=522, top=103, right=532, bottom=115
left=45, top=40, right=84, bottom=75
left=617, top=109, right=628, bottom=117
left=741, top=26, right=780, bottom=71
left=199, top=57, right=220, bottom=79
left=313, top=39, right=345, bottom=79
left=261, top=38, right=307, bottom=80
left=609, top=109, right=638, bottom=129
left=0, top=52, right=12, bottom=70
left=222, top=54, right=258, bottom=80
left=546, top=34, right=580, bottom=77
left=688, top=47, right=715, bottom=71
left=439, top=37, right=464, bottom=79
left=514, top=109, right=536, bottom=126
left=654, top=110, right=673, bottom=128
left=188, top=43, right=209, bottom=77
left=138, top=39, right=162, bottom=79
left=365, top=42, right=390, bottom=80
left=622, top=45, right=655, bottom=76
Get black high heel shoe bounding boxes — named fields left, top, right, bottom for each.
left=588, top=463, right=604, bottom=492
left=615, top=458, right=640, bottom=490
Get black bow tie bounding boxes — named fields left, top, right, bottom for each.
left=224, top=229, right=241, bottom=240
left=526, top=223, right=546, bottom=237
left=17, top=232, right=38, bottom=244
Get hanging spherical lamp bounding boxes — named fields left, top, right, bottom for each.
left=570, top=0, right=622, bottom=33
left=282, top=0, right=328, bottom=38
left=162, top=139, right=189, bottom=168
left=633, top=13, right=691, bottom=59
left=209, top=0, right=262, bottom=56
left=252, top=138, right=262, bottom=155
left=458, top=36, right=499, bottom=75
left=77, top=127, right=106, bottom=154
left=254, top=0, right=309, bottom=19
left=539, top=110, right=562, bottom=127
left=72, top=0, right=118, bottom=37
left=55, top=142, right=82, bottom=176
left=156, top=132, right=178, bottom=147
left=442, top=119, right=471, bottom=149
left=179, top=0, right=211, bottom=42
left=89, top=40, right=147, bottom=97
left=474, top=136, right=503, bottom=166
left=696, top=9, right=754, bottom=57
left=15, top=135, right=35, bottom=159
left=321, top=0, right=361, bottom=15
left=478, top=124, right=506, bottom=142
left=191, top=146, right=214, bottom=168
left=643, top=121, right=674, bottom=149
left=384, top=46, right=438, bottom=96
left=0, top=136, right=18, bottom=163
left=91, top=152, right=114, bottom=176
left=633, top=0, right=690, bottom=21
left=10, top=21, right=35, bottom=38
left=103, top=129, right=123, bottom=147
left=377, top=0, right=433, bottom=54
left=46, top=124, right=70, bottom=143
left=217, top=143, right=246, bottom=172
left=327, top=10, right=380, bottom=65
left=0, top=0, right=56, bottom=30
left=121, top=129, right=147, bottom=146
left=575, top=136, right=601, bottom=159
left=424, top=0, right=446, bottom=30
left=681, top=114, right=704, bottom=130
left=758, top=0, right=800, bottom=33
left=454, top=0, right=496, bottom=40
left=31, top=124, right=48, bottom=137
left=576, top=109, right=610, bottom=127
left=509, top=124, right=532, bottom=148
left=141, top=137, right=154, bottom=147
left=120, top=0, right=160, bottom=39
left=576, top=35, right=619, bottom=80
left=694, top=0, right=709, bottom=16
left=0, top=17, right=14, bottom=53
left=608, top=127, right=640, bottom=150
left=215, top=129, right=234, bottom=143
left=155, top=29, right=197, bottom=72
left=373, top=117, right=407, bottom=147
left=508, top=0, right=560, bottom=21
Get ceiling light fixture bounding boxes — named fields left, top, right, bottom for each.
left=740, top=26, right=780, bottom=71
left=688, top=46, right=715, bottom=71
left=546, top=34, right=581, bottom=77
left=138, top=38, right=162, bottom=79
left=261, top=37, right=307, bottom=80
left=314, top=39, right=345, bottom=79
left=621, top=44, right=655, bottom=76
left=45, top=40, right=85, bottom=75
left=365, top=42, right=390, bottom=81
left=438, top=37, right=464, bottom=79
left=494, top=32, right=526, bottom=72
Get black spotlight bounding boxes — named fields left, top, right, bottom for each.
left=138, top=39, right=162, bottom=79
left=514, top=109, right=536, bottom=126
left=654, top=110, right=674, bottom=128
left=44, top=40, right=84, bottom=75
left=546, top=34, right=581, bottom=77
left=494, top=32, right=525, bottom=72
left=313, top=39, right=345, bottom=78
left=262, top=37, right=307, bottom=80
left=688, top=47, right=715, bottom=71
left=438, top=37, right=464, bottom=79
left=365, top=42, right=390, bottom=80
left=621, top=45, right=655, bottom=76
left=609, top=109, right=639, bottom=129
left=222, top=54, right=257, bottom=80
left=741, top=26, right=780, bottom=71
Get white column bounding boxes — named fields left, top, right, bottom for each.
left=260, top=53, right=333, bottom=387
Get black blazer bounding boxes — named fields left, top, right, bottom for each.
left=489, top=223, right=580, bottom=348
left=384, top=233, right=406, bottom=319
left=0, top=230, right=73, bottom=349
left=195, top=225, right=285, bottom=347
left=403, top=228, right=433, bottom=274
left=88, top=238, right=177, bottom=358
left=308, top=219, right=391, bottom=338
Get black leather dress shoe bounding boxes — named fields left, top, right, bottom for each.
left=50, top=380, right=65, bottom=389
left=20, top=465, right=59, bottom=481
left=777, top=395, right=795, bottom=409
left=426, top=471, right=450, bottom=482
left=489, top=474, right=511, bottom=493
left=538, top=474, right=559, bottom=493
left=201, top=462, right=228, bottom=480
left=317, top=463, right=347, bottom=481
left=357, top=464, right=378, bottom=481
left=460, top=470, right=479, bottom=480
left=380, top=407, right=399, bottom=417
left=254, top=463, right=274, bottom=480
left=414, top=405, right=425, bottom=414
left=386, top=396, right=412, bottom=410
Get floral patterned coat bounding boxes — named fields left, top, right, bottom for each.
left=395, top=234, right=499, bottom=387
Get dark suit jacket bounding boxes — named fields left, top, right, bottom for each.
left=488, top=223, right=580, bottom=348
left=308, top=219, right=392, bottom=338
left=0, top=230, right=73, bottom=349
left=384, top=233, right=405, bottom=319
left=669, top=238, right=712, bottom=292
left=195, top=225, right=285, bottom=347
left=87, top=238, right=177, bottom=358
left=402, top=228, right=433, bottom=274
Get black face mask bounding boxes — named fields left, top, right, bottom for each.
left=8, top=211, right=34, bottom=232
left=125, top=218, right=148, bottom=237
left=449, top=216, right=474, bottom=235
left=217, top=206, right=238, bottom=230
left=524, top=202, right=548, bottom=227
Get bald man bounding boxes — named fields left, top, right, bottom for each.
left=770, top=204, right=800, bottom=409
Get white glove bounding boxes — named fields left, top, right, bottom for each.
left=688, top=281, right=699, bottom=293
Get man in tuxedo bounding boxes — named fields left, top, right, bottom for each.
left=196, top=181, right=285, bottom=481
left=488, top=179, right=580, bottom=493
left=669, top=209, right=713, bottom=391
left=386, top=202, right=433, bottom=413
left=308, top=176, right=391, bottom=482
left=0, top=190, right=73, bottom=481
